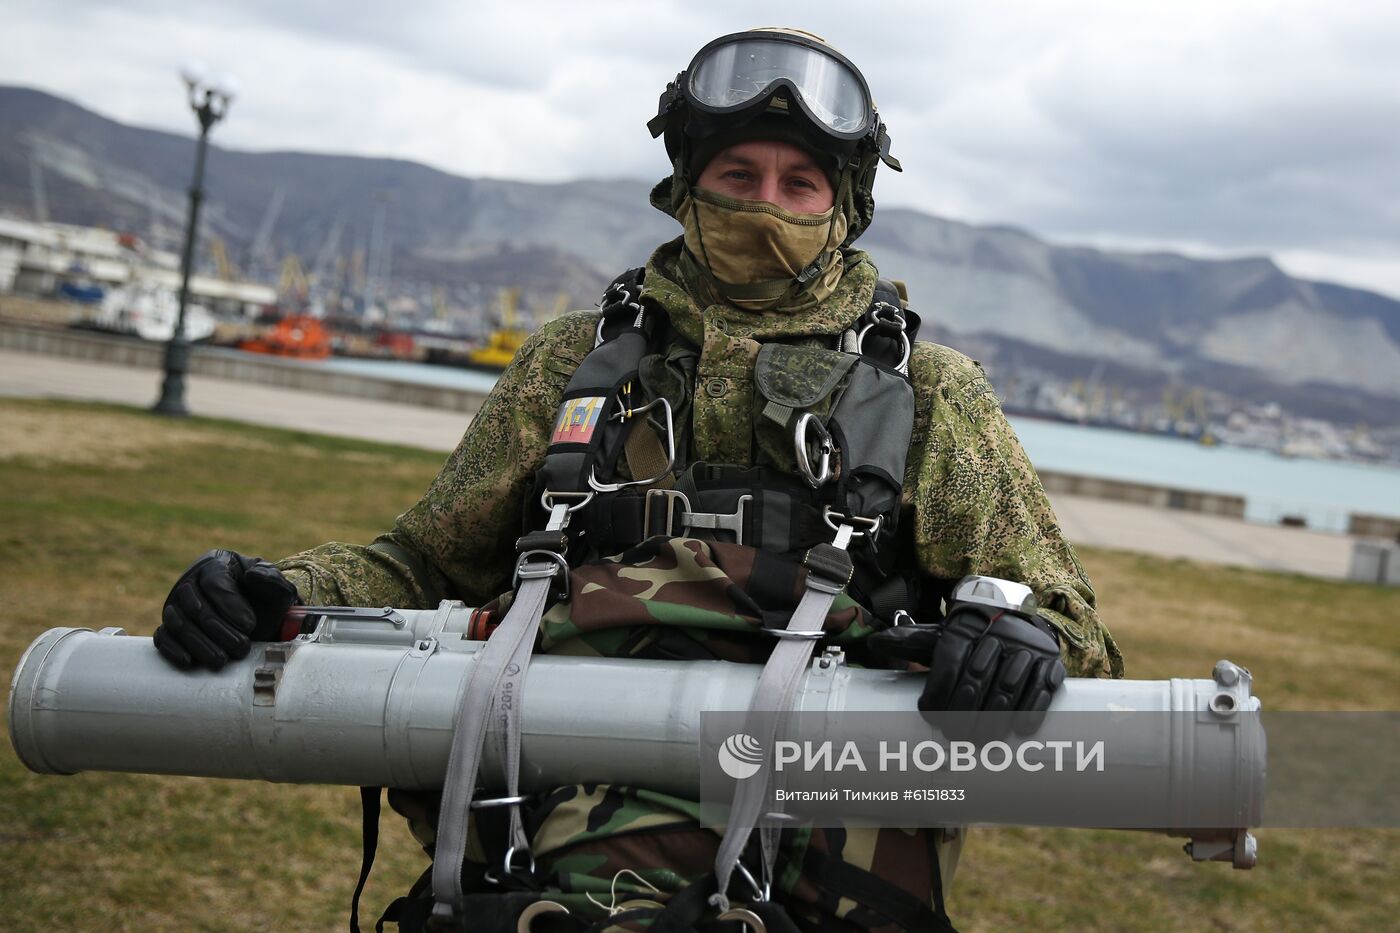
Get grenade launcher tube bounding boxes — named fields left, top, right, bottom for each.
left=9, top=607, right=1264, bottom=849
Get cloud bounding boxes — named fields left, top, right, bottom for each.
left=3, top=0, right=1398, bottom=297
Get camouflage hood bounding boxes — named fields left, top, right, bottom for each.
left=639, top=236, right=880, bottom=347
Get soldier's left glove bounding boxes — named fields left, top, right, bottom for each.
left=869, top=605, right=1066, bottom=734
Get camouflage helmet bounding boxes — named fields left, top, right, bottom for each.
left=647, top=27, right=901, bottom=243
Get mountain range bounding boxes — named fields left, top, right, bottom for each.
left=3, top=84, right=1398, bottom=425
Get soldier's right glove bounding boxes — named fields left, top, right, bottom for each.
left=920, top=604, right=1066, bottom=723
left=869, top=604, right=1066, bottom=736
left=154, top=549, right=300, bottom=671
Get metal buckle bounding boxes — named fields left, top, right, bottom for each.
left=485, top=845, right=537, bottom=886
left=643, top=488, right=692, bottom=537
left=503, top=845, right=536, bottom=876
left=681, top=494, right=752, bottom=545
left=539, top=489, right=594, bottom=515
left=821, top=507, right=882, bottom=540
left=469, top=794, right=529, bottom=810
left=734, top=860, right=770, bottom=903
left=512, top=550, right=570, bottom=601
left=587, top=396, right=676, bottom=492
left=765, top=628, right=825, bottom=641
left=793, top=413, right=833, bottom=488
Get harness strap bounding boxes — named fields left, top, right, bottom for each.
left=590, top=487, right=833, bottom=554
left=350, top=786, right=382, bottom=933
left=711, top=529, right=857, bottom=911
left=806, top=824, right=956, bottom=932
left=431, top=504, right=573, bottom=921
left=802, top=844, right=956, bottom=932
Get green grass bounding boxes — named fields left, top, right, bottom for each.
left=1, top=398, right=1397, bottom=931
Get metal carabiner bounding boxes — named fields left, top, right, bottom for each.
left=587, top=396, right=677, bottom=492
left=793, top=412, right=833, bottom=489
left=734, top=860, right=771, bottom=903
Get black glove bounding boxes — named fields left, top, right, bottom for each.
left=154, top=549, right=300, bottom=671
left=869, top=604, right=1067, bottom=735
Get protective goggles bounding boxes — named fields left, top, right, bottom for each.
left=681, top=32, right=876, bottom=141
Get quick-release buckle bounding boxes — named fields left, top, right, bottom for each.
left=644, top=488, right=692, bottom=537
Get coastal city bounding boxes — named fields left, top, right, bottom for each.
left=4, top=214, right=1398, bottom=468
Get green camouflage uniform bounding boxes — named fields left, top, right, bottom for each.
left=277, top=237, right=1123, bottom=930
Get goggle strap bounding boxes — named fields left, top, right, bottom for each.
left=876, top=126, right=902, bottom=171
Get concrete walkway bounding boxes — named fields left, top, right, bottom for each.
left=0, top=347, right=1355, bottom=579
left=0, top=347, right=470, bottom=451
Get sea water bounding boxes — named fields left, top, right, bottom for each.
left=1011, top=418, right=1400, bottom=531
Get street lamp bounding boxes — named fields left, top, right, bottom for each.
left=153, top=61, right=236, bottom=416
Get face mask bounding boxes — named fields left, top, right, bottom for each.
left=676, top=187, right=848, bottom=309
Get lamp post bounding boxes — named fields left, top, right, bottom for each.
left=153, top=62, right=236, bottom=416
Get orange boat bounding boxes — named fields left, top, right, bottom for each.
left=239, top=315, right=332, bottom=360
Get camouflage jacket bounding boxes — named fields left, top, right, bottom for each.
left=278, top=238, right=1123, bottom=678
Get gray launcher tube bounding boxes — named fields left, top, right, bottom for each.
left=9, top=604, right=1263, bottom=867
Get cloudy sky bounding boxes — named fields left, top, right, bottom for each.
left=5, top=0, right=1399, bottom=297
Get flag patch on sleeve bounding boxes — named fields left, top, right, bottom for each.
left=550, top=396, right=605, bottom=445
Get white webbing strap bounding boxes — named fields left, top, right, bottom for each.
left=710, top=524, right=855, bottom=911
left=430, top=506, right=571, bottom=922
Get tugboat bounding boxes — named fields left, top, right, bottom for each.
left=463, top=287, right=530, bottom=372
left=238, top=314, right=332, bottom=359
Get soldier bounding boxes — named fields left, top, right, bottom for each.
left=153, top=27, right=1123, bottom=933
